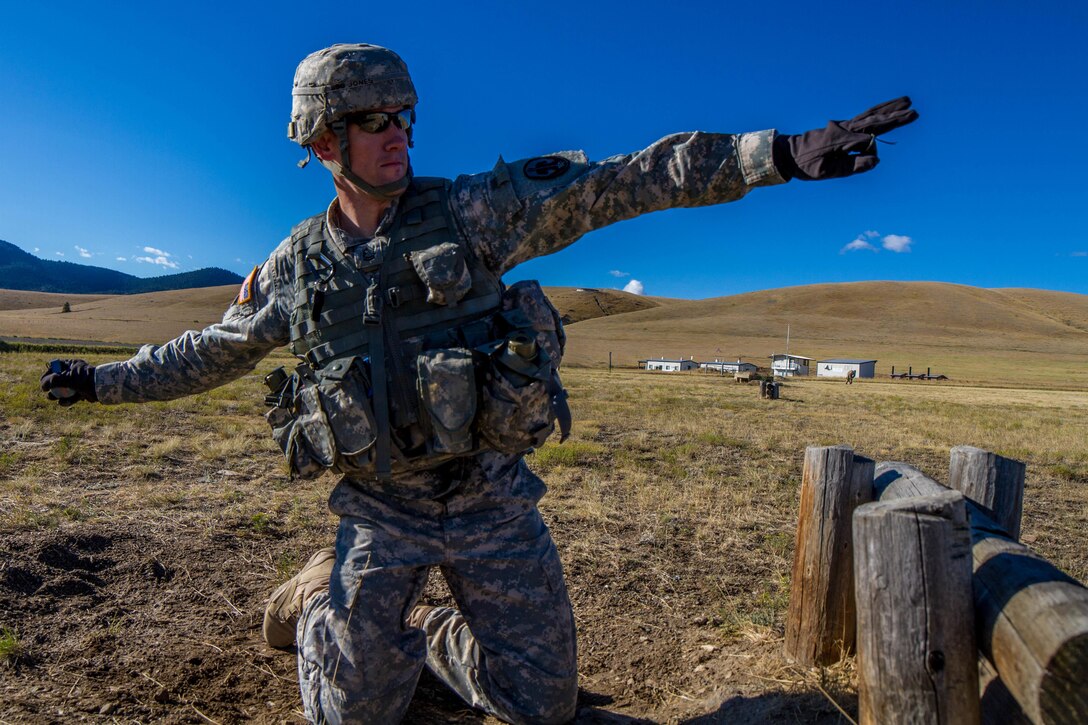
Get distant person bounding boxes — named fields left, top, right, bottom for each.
left=847, top=369, right=857, bottom=384
left=40, top=44, right=917, bottom=724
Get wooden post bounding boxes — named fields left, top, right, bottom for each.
left=785, top=445, right=874, bottom=665
left=854, top=490, right=979, bottom=724
left=948, top=446, right=1026, bottom=541
left=875, top=462, right=1088, bottom=723
left=855, top=490, right=978, bottom=722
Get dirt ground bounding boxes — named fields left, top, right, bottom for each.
left=13, top=359, right=1085, bottom=724
left=0, top=503, right=852, bottom=724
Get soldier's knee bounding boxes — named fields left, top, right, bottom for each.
left=504, top=672, right=578, bottom=725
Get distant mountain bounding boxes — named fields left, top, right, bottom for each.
left=0, top=240, right=243, bottom=294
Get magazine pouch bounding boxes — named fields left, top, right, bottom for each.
left=416, top=347, right=477, bottom=454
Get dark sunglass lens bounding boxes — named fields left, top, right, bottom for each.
left=353, top=110, right=412, bottom=133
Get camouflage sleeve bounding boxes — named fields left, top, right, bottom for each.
left=93, top=238, right=295, bottom=404
left=450, top=129, right=785, bottom=275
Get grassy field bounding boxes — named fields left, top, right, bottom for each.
left=1, top=342, right=1086, bottom=722
left=6, top=280, right=1085, bottom=390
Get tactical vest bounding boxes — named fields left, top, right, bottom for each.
left=265, top=177, right=570, bottom=483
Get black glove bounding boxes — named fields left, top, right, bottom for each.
left=773, top=97, right=918, bottom=181
left=40, top=359, right=98, bottom=407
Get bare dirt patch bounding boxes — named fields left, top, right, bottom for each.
left=0, top=516, right=853, bottom=724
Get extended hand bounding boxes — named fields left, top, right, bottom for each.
left=773, top=97, right=919, bottom=181
left=40, top=359, right=98, bottom=406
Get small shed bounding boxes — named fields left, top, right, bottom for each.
left=816, top=358, right=877, bottom=379
left=770, top=354, right=812, bottom=378
left=642, top=357, right=699, bottom=372
left=699, top=359, right=758, bottom=374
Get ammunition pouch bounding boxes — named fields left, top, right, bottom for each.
left=264, top=357, right=377, bottom=480
left=478, top=281, right=570, bottom=453
left=408, top=242, right=472, bottom=306
left=416, top=347, right=478, bottom=454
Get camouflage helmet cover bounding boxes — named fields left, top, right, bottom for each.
left=288, top=44, right=417, bottom=146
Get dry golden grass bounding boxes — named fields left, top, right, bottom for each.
left=0, top=289, right=113, bottom=312
left=3, top=280, right=1086, bottom=391
left=542, top=286, right=663, bottom=323
left=0, top=285, right=237, bottom=343
left=564, top=281, right=1088, bottom=390
left=2, top=279, right=1087, bottom=719
left=2, top=342, right=1087, bottom=720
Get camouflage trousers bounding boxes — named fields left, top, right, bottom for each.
left=296, top=458, right=578, bottom=724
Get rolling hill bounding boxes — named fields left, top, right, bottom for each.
left=540, top=287, right=667, bottom=323
left=562, top=281, right=1088, bottom=388
left=0, top=240, right=242, bottom=294
left=1, top=280, right=1086, bottom=388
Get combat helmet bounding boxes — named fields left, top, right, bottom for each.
left=288, top=43, right=418, bottom=199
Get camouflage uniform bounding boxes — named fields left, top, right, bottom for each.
left=94, top=130, right=785, bottom=723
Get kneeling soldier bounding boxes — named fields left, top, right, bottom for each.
left=41, top=43, right=916, bottom=724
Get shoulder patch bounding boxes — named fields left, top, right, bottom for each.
left=523, top=156, right=571, bottom=181
left=237, top=265, right=259, bottom=305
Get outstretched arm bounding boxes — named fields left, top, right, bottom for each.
left=453, top=98, right=917, bottom=275
left=41, top=239, right=294, bottom=406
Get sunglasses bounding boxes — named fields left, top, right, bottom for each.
left=349, top=108, right=415, bottom=134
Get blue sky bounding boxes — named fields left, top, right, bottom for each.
left=1, top=1, right=1085, bottom=299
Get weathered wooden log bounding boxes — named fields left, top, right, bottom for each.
left=784, top=445, right=873, bottom=665
left=949, top=445, right=1026, bottom=541
left=875, top=462, right=1088, bottom=724
left=854, top=490, right=979, bottom=724
left=979, top=654, right=1031, bottom=724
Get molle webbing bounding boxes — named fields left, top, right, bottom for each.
left=288, top=179, right=503, bottom=368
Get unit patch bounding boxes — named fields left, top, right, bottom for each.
left=237, top=265, right=259, bottom=305
left=523, top=156, right=571, bottom=180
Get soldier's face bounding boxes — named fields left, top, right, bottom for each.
left=344, top=105, right=411, bottom=189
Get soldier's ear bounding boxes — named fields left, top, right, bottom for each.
left=311, top=131, right=340, bottom=163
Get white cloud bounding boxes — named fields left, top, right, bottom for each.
left=841, top=238, right=878, bottom=254
left=841, top=230, right=913, bottom=254
left=55, top=251, right=65, bottom=257
left=623, top=279, right=644, bottom=295
left=116, top=256, right=128, bottom=262
left=74, top=245, right=92, bottom=259
left=609, top=269, right=630, bottom=278
left=882, top=234, right=913, bottom=253
left=235, top=257, right=243, bottom=263
left=1072, top=251, right=1087, bottom=257
left=143, top=246, right=171, bottom=257
left=135, top=255, right=180, bottom=269
left=33, top=247, right=40, bottom=252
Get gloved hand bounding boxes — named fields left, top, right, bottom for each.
left=773, top=97, right=918, bottom=181
left=40, top=359, right=98, bottom=406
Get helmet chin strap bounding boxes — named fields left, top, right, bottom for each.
left=320, top=119, right=412, bottom=200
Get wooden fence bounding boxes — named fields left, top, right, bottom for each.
left=785, top=444, right=1088, bottom=724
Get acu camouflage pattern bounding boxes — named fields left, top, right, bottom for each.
left=93, top=127, right=782, bottom=410
left=297, top=466, right=577, bottom=724
left=288, top=44, right=418, bottom=146
left=278, top=179, right=517, bottom=481
left=478, top=281, right=567, bottom=454
left=89, top=125, right=785, bottom=723
left=416, top=347, right=477, bottom=454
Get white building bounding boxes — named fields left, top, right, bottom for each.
left=816, top=358, right=877, bottom=379
left=642, top=357, right=699, bottom=372
left=699, top=359, right=759, bottom=374
left=770, top=354, right=812, bottom=377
